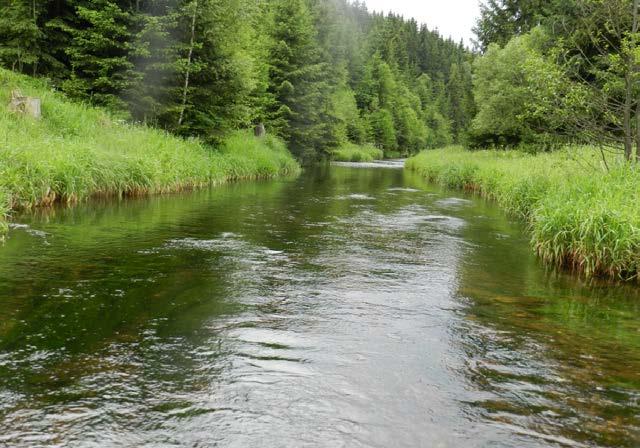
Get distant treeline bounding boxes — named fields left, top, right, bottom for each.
left=0, top=0, right=475, bottom=160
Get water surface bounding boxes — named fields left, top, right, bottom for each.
left=0, top=163, right=639, bottom=447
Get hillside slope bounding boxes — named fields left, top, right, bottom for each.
left=0, top=70, right=299, bottom=233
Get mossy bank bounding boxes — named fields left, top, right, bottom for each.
left=0, top=70, right=300, bottom=234
left=406, top=146, right=640, bottom=282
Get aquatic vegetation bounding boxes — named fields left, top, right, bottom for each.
left=406, top=146, right=640, bottom=281
left=331, top=143, right=384, bottom=162
left=0, top=70, right=299, bottom=231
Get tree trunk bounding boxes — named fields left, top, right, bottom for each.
left=634, top=0, right=640, bottom=160
left=178, top=0, right=198, bottom=128
left=636, top=103, right=640, bottom=161
left=625, top=0, right=637, bottom=161
left=32, top=0, right=38, bottom=76
left=624, top=72, right=633, bottom=161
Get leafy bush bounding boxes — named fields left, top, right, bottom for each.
left=470, top=28, right=568, bottom=149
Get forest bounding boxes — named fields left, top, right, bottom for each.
left=0, top=0, right=473, bottom=161
left=4, top=0, right=638, bottom=160
left=3, top=2, right=640, bottom=446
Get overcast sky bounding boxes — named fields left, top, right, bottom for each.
left=362, top=0, right=482, bottom=47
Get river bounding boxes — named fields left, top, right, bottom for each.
left=0, top=162, right=638, bottom=447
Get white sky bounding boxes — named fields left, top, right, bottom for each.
left=362, top=0, right=482, bottom=47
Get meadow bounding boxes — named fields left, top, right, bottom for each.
left=406, top=146, right=640, bottom=281
left=0, top=70, right=299, bottom=234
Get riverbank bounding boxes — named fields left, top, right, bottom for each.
left=406, top=146, right=640, bottom=281
left=330, top=143, right=384, bottom=162
left=0, top=70, right=299, bottom=234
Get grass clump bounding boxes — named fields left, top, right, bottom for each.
left=0, top=69, right=299, bottom=230
left=331, top=143, right=384, bottom=162
left=406, top=146, right=640, bottom=281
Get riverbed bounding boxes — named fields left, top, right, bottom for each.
left=0, top=163, right=638, bottom=447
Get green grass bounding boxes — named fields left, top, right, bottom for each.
left=406, top=146, right=640, bottom=281
left=331, top=143, right=384, bottom=162
left=0, top=69, right=299, bottom=233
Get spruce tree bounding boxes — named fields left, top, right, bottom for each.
left=178, top=0, right=261, bottom=140
left=266, top=0, right=334, bottom=159
left=447, top=61, right=475, bottom=142
left=60, top=0, right=139, bottom=111
left=0, top=0, right=43, bottom=75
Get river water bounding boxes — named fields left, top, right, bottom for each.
left=0, top=163, right=639, bottom=447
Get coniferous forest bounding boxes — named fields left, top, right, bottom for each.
left=0, top=0, right=474, bottom=160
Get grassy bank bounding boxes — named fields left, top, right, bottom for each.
left=0, top=70, right=299, bottom=233
left=331, top=143, right=384, bottom=162
left=406, top=146, right=640, bottom=281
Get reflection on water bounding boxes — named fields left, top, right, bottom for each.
left=0, top=165, right=638, bottom=447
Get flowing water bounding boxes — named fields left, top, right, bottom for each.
left=0, top=163, right=639, bottom=447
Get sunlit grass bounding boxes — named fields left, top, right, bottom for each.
left=331, top=143, right=384, bottom=162
left=0, top=69, right=299, bottom=231
left=406, top=146, right=640, bottom=281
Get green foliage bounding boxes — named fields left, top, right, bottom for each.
left=470, top=28, right=567, bottom=149
left=473, top=0, right=565, bottom=51
left=174, top=0, right=264, bottom=140
left=59, top=0, right=139, bottom=111
left=447, top=61, right=475, bottom=141
left=0, top=69, right=298, bottom=225
left=370, top=108, right=397, bottom=151
left=0, top=0, right=42, bottom=74
left=407, top=146, right=640, bottom=281
left=473, top=0, right=640, bottom=159
left=331, top=143, right=383, bottom=162
left=416, top=74, right=453, bottom=148
left=395, top=100, right=427, bottom=153
left=330, top=85, right=367, bottom=144
left=265, top=0, right=334, bottom=160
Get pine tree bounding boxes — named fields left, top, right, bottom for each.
left=178, top=0, right=263, bottom=140
left=266, top=0, right=334, bottom=159
left=126, top=0, right=177, bottom=124
left=60, top=0, right=139, bottom=111
left=0, top=0, right=43, bottom=75
left=447, top=61, right=475, bottom=142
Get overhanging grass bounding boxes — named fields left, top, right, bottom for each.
left=0, top=69, right=299, bottom=233
left=406, top=146, right=640, bottom=281
left=331, top=143, right=384, bottom=162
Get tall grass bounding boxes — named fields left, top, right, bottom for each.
left=406, top=146, right=640, bottom=281
left=0, top=69, right=299, bottom=232
left=331, top=143, right=384, bottom=162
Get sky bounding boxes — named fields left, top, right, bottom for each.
left=362, top=0, right=482, bottom=47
